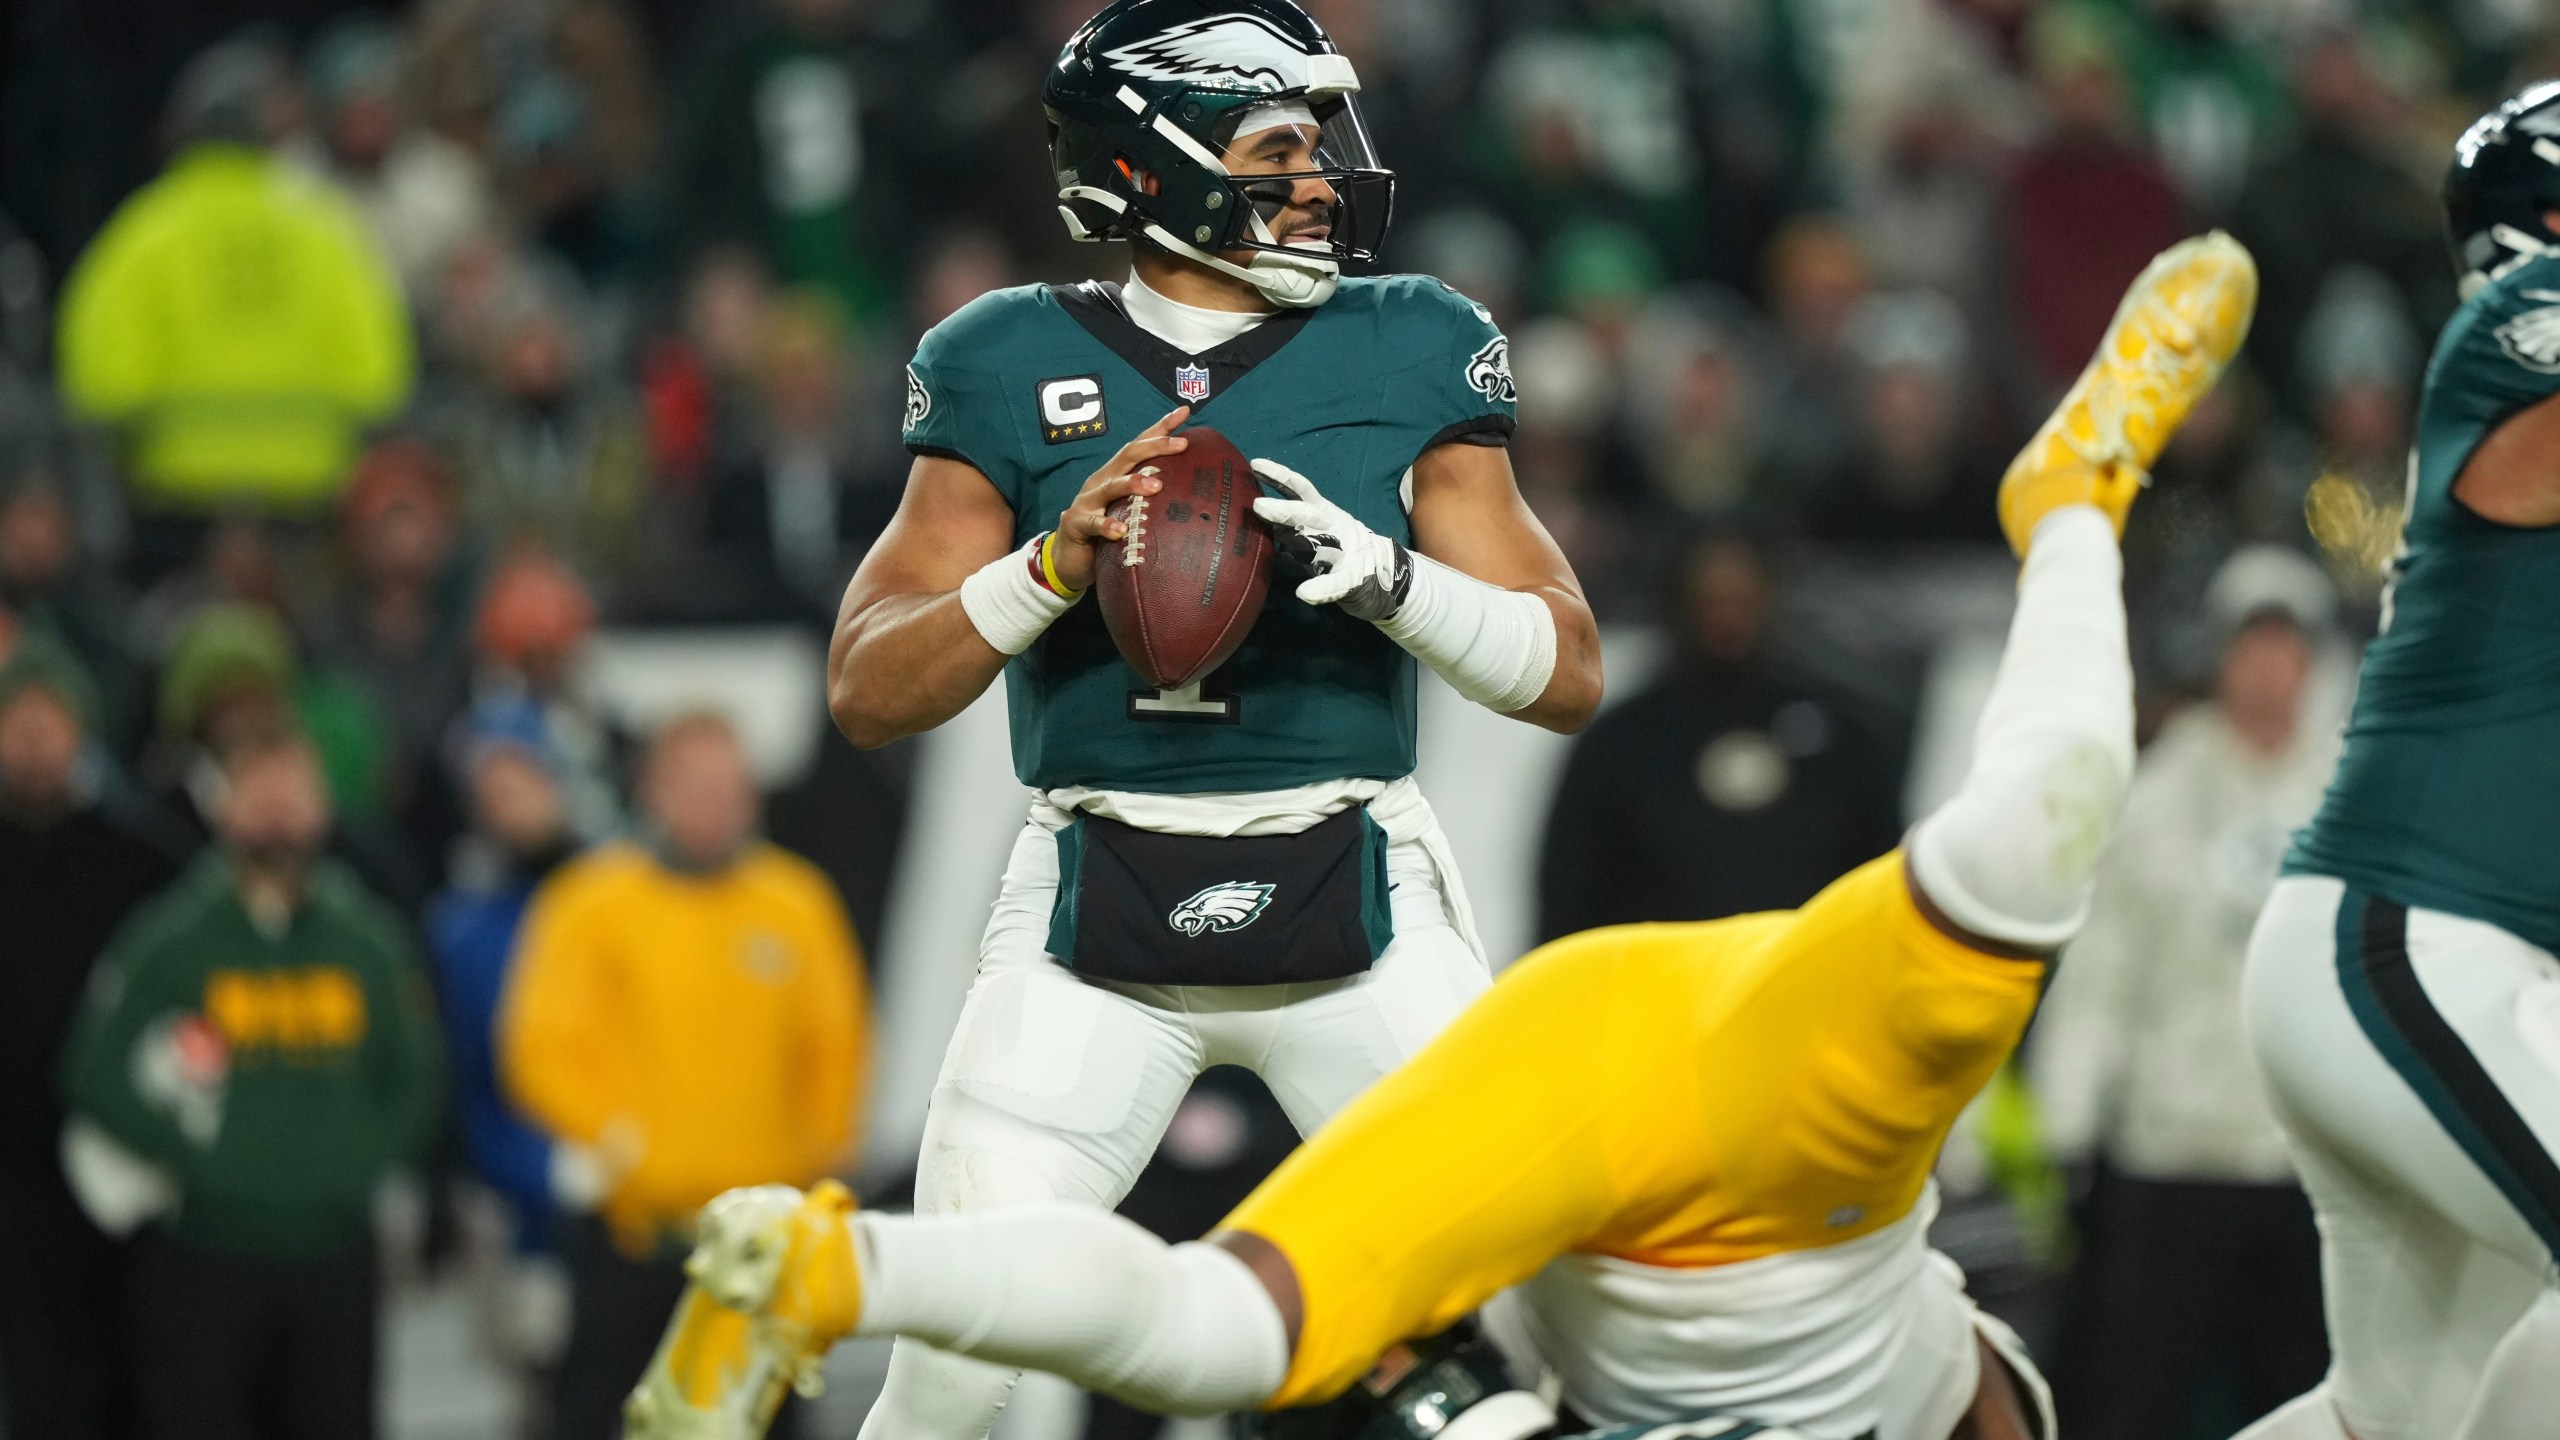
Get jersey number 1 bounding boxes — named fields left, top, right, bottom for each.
left=1127, top=679, right=1240, bottom=724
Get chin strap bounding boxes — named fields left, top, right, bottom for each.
left=1061, top=182, right=1342, bottom=308
left=1138, top=221, right=1338, bottom=308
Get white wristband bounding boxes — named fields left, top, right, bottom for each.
left=961, top=538, right=1081, bottom=656
left=1377, top=554, right=1557, bottom=713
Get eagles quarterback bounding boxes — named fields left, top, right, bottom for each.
left=622, top=239, right=2259, bottom=1439
left=2235, top=84, right=2560, bottom=1440
left=804, top=2, right=1598, bottom=1436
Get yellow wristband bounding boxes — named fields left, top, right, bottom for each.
left=1038, top=530, right=1083, bottom=599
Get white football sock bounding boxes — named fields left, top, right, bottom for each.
left=852, top=1206, right=1290, bottom=1417
left=1907, top=506, right=2136, bottom=949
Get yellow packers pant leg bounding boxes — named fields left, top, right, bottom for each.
left=1229, top=852, right=2045, bottom=1415
left=1224, top=926, right=1666, bottom=1409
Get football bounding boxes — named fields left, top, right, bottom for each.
left=1095, top=426, right=1274, bottom=690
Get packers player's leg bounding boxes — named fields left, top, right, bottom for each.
left=1828, top=233, right=2249, bottom=1437
left=645, top=926, right=1646, bottom=1428
left=1910, top=231, right=2255, bottom=955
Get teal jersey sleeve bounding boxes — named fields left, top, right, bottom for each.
left=1414, top=279, right=1518, bottom=451
left=901, top=289, right=1038, bottom=508
left=2415, top=255, right=2560, bottom=517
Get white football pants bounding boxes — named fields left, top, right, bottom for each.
left=2240, top=875, right=2560, bottom=1440
left=857, top=815, right=1489, bottom=1440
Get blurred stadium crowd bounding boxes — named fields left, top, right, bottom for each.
left=0, top=0, right=2549, bottom=1436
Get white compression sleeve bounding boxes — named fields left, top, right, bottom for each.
left=1378, top=554, right=1558, bottom=713
left=1906, top=507, right=2136, bottom=950
left=852, top=1206, right=1289, bottom=1417
left=959, top=539, right=1080, bottom=656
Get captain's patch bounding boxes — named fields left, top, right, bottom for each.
left=1037, top=374, right=1108, bottom=444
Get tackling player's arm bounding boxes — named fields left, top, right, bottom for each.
left=1406, top=439, right=1602, bottom=733
left=827, top=410, right=1191, bottom=748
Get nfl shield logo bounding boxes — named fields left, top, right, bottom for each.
left=1175, top=364, right=1212, bottom=403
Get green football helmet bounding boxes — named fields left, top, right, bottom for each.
left=1240, top=1325, right=1554, bottom=1440
left=1044, top=0, right=1395, bottom=307
left=1233, top=1323, right=1832, bottom=1440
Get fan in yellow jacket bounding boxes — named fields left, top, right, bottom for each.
left=498, top=713, right=868, bottom=1260
left=56, top=135, right=413, bottom=514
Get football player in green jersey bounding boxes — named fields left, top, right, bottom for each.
left=2239, top=84, right=2560, bottom=1440
left=821, top=4, right=1599, bottom=1437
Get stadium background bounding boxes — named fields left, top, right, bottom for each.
left=0, top=0, right=2532, bottom=1435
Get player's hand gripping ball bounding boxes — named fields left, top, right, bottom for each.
left=1249, top=458, right=1411, bottom=622
left=1095, top=425, right=1275, bottom=689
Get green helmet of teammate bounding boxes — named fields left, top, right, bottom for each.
left=1240, top=1326, right=1552, bottom=1440
left=1044, top=0, right=1395, bottom=309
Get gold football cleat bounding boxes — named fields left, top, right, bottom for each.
left=622, top=1181, right=863, bottom=1440
left=1999, top=231, right=2258, bottom=556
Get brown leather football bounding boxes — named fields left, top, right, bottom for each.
left=1094, top=426, right=1273, bottom=690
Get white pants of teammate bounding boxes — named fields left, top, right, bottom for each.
left=2239, top=875, right=2560, bottom=1440
left=858, top=811, right=1490, bottom=1440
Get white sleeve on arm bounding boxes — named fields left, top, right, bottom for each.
left=958, top=537, right=1081, bottom=656
left=1907, top=507, right=2137, bottom=950
left=1377, top=553, right=1558, bottom=714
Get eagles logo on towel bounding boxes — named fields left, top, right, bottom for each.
left=1170, top=881, right=1275, bottom=936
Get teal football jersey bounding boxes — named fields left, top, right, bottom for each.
left=901, top=275, right=1517, bottom=794
left=2287, top=253, right=2560, bottom=953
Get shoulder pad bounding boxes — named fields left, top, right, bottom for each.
left=914, top=284, right=1058, bottom=364
left=1342, top=272, right=1497, bottom=325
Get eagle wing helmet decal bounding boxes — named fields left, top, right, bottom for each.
left=1168, top=881, right=1277, bottom=935
left=1100, top=14, right=1313, bottom=93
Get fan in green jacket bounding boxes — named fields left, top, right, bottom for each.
left=61, top=730, right=443, bottom=1259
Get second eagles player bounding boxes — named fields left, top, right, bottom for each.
left=821, top=2, right=1601, bottom=1436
